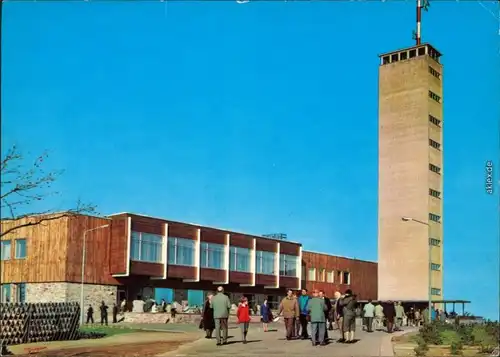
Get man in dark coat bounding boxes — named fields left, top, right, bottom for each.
left=202, top=293, right=215, bottom=338
left=99, top=301, right=108, bottom=326
left=319, top=290, right=332, bottom=341
left=382, top=301, right=396, bottom=333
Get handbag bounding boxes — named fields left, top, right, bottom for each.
left=198, top=318, right=204, bottom=330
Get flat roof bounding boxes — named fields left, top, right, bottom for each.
left=378, top=42, right=442, bottom=58
left=108, top=212, right=301, bottom=245
left=303, top=249, right=377, bottom=264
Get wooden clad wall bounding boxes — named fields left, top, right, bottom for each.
left=0, top=216, right=70, bottom=283
left=109, top=215, right=129, bottom=275
left=302, top=251, right=377, bottom=300
left=65, top=215, right=118, bottom=285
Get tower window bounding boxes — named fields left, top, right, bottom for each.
left=429, top=115, right=441, bottom=127
left=429, top=91, right=441, bottom=103
left=400, top=51, right=408, bottom=60
left=429, top=238, right=441, bottom=246
left=429, top=213, right=441, bottom=223
left=382, top=56, right=390, bottom=65
left=429, top=188, right=441, bottom=199
left=391, top=54, right=399, bottom=62
left=418, top=47, right=426, bottom=56
left=431, top=263, right=441, bottom=271
left=431, top=288, right=442, bottom=296
left=429, top=164, right=441, bottom=175
left=409, top=49, right=417, bottom=58
left=429, top=66, right=441, bottom=80
left=429, top=139, right=441, bottom=150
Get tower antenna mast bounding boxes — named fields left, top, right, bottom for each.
left=414, top=0, right=430, bottom=45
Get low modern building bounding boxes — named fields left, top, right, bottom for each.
left=0, top=212, right=378, bottom=308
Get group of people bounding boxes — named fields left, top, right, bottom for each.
left=199, top=286, right=360, bottom=347
left=86, top=301, right=117, bottom=325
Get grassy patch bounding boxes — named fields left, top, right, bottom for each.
left=79, top=326, right=141, bottom=337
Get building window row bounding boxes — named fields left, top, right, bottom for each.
left=429, top=188, right=441, bottom=199
left=431, top=288, right=442, bottom=296
left=428, top=90, right=441, bottom=103
left=430, top=263, right=441, bottom=271
left=429, top=238, right=441, bottom=246
left=429, top=213, right=441, bottom=223
left=429, top=139, right=441, bottom=150
left=429, top=114, right=441, bottom=127
left=429, top=163, right=441, bottom=175
left=0, top=283, right=26, bottom=303
left=307, top=268, right=350, bottom=284
left=0, top=239, right=27, bottom=261
left=130, top=232, right=298, bottom=277
left=428, top=66, right=441, bottom=80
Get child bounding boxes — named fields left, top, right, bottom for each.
left=236, top=297, right=251, bottom=344
left=260, top=299, right=271, bottom=332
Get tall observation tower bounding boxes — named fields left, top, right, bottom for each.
left=377, top=0, right=444, bottom=302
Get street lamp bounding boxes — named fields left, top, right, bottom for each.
left=80, top=224, right=110, bottom=325
left=401, top=216, right=433, bottom=323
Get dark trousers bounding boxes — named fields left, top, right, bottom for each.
left=386, top=317, right=394, bottom=333
left=284, top=318, right=295, bottom=339
left=295, top=317, right=301, bottom=337
left=299, top=314, right=309, bottom=338
left=205, top=329, right=213, bottom=338
left=112, top=313, right=117, bottom=323
left=366, top=317, right=374, bottom=332
left=101, top=314, right=108, bottom=326
left=86, top=315, right=94, bottom=324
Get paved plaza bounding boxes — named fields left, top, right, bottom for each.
left=159, top=324, right=416, bottom=357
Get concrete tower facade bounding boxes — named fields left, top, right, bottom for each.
left=377, top=44, right=444, bottom=301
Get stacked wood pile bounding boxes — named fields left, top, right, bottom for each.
left=0, top=302, right=81, bottom=346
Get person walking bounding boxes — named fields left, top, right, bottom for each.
left=236, top=297, right=251, bottom=344
left=395, top=302, right=405, bottom=331
left=307, top=290, right=327, bottom=346
left=363, top=299, right=375, bottom=332
left=112, top=303, right=118, bottom=323
left=210, top=286, right=231, bottom=346
left=339, top=289, right=357, bottom=343
left=333, top=291, right=344, bottom=342
left=297, top=289, right=310, bottom=339
left=319, top=290, right=332, bottom=342
left=86, top=305, right=94, bottom=324
left=278, top=289, right=299, bottom=341
left=374, top=302, right=384, bottom=331
left=383, top=301, right=396, bottom=333
left=202, top=293, right=215, bottom=339
left=99, top=301, right=108, bottom=326
left=260, top=298, right=271, bottom=332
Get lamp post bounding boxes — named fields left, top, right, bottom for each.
left=401, top=216, right=433, bottom=323
left=80, top=224, right=109, bottom=325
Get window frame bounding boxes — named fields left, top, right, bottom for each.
left=15, top=239, right=27, bottom=259
left=131, top=231, right=163, bottom=263
left=200, top=242, right=225, bottom=270
left=342, top=271, right=351, bottom=285
left=168, top=237, right=196, bottom=266
left=429, top=163, right=441, bottom=175
left=326, top=270, right=334, bottom=283
left=308, top=268, right=316, bottom=281
left=431, top=288, right=442, bottom=296
left=229, top=246, right=251, bottom=273
left=1, top=241, right=12, bottom=261
left=255, top=250, right=276, bottom=275
left=279, top=254, right=298, bottom=277
left=429, top=238, right=441, bottom=246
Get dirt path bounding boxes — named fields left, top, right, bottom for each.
left=9, top=332, right=198, bottom=356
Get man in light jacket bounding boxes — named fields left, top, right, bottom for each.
left=279, top=289, right=299, bottom=341
left=363, top=299, right=375, bottom=332
left=210, top=286, right=231, bottom=346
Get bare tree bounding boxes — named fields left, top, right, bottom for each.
left=1, top=145, right=96, bottom=237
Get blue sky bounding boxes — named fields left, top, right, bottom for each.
left=2, top=1, right=499, bottom=319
